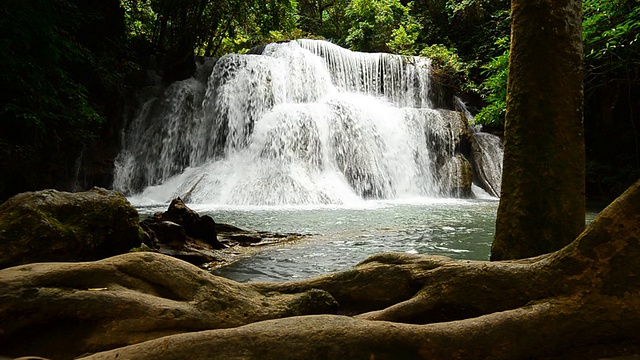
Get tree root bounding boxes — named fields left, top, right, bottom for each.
left=2, top=180, right=639, bottom=359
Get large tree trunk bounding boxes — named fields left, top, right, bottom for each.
left=492, top=0, right=586, bottom=260
left=1, top=180, right=639, bottom=359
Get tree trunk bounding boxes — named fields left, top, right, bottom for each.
left=492, top=0, right=586, bottom=260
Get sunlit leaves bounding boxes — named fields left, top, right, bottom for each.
left=345, top=0, right=419, bottom=52
left=475, top=38, right=509, bottom=125
left=583, top=0, right=640, bottom=72
left=121, top=0, right=301, bottom=57
left=387, top=22, right=422, bottom=55
left=420, top=44, right=477, bottom=93
left=120, top=0, right=156, bottom=40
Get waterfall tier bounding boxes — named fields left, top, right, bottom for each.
left=114, top=39, right=502, bottom=205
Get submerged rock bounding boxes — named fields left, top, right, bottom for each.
left=0, top=188, right=143, bottom=270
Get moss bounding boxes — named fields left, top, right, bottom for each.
left=129, top=244, right=155, bottom=253
left=0, top=188, right=143, bottom=268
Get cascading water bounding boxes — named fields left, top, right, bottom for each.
left=114, top=39, right=499, bottom=205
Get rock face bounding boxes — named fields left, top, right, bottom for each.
left=439, top=154, right=473, bottom=197
left=0, top=188, right=143, bottom=270
left=471, top=132, right=504, bottom=197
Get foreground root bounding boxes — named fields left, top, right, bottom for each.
left=83, top=293, right=640, bottom=360
left=0, top=253, right=338, bottom=359
left=2, top=180, right=639, bottom=359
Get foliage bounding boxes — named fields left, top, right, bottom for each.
left=344, top=0, right=420, bottom=53
left=387, top=22, right=422, bottom=56
left=583, top=0, right=640, bottom=77
left=413, top=0, right=510, bottom=121
left=474, top=0, right=640, bottom=128
left=121, top=0, right=156, bottom=42
left=419, top=44, right=477, bottom=93
left=0, top=0, right=104, bottom=145
left=415, top=0, right=510, bottom=63
left=582, top=0, right=640, bottom=199
left=120, top=0, right=300, bottom=58
left=475, top=38, right=509, bottom=125
left=0, top=0, right=133, bottom=200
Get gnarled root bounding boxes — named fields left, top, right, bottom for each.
left=2, top=180, right=640, bottom=359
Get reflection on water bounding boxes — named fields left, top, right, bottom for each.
left=209, top=198, right=499, bottom=282
left=137, top=198, right=600, bottom=283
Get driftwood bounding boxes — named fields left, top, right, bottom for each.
left=1, top=180, right=639, bottom=359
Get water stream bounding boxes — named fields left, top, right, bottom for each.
left=135, top=193, right=499, bottom=282
left=115, top=39, right=503, bottom=204
left=118, top=39, right=508, bottom=282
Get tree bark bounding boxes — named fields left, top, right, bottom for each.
left=492, top=0, right=586, bottom=260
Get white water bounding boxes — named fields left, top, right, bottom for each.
left=115, top=40, right=508, bottom=281
left=115, top=39, right=502, bottom=206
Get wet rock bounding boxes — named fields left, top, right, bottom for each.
left=148, top=221, right=187, bottom=245
left=141, top=199, right=305, bottom=268
left=229, top=233, right=263, bottom=246
left=471, top=132, right=503, bottom=197
left=143, top=198, right=223, bottom=250
left=0, top=188, right=143, bottom=270
left=439, top=154, right=473, bottom=197
left=154, top=198, right=221, bottom=247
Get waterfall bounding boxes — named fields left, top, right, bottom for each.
left=114, top=39, right=497, bottom=205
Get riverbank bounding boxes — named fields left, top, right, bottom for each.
left=1, top=186, right=638, bottom=359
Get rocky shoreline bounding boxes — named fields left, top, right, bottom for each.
left=0, top=188, right=305, bottom=273
left=140, top=197, right=307, bottom=271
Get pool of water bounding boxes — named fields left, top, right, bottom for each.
left=136, top=198, right=600, bottom=283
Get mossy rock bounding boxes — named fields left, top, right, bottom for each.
left=0, top=187, right=143, bottom=269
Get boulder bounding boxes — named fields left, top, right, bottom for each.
left=0, top=188, right=143, bottom=269
left=471, top=131, right=504, bottom=197
left=143, top=198, right=222, bottom=249
left=141, top=199, right=306, bottom=268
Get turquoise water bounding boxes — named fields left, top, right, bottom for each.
left=136, top=198, right=600, bottom=283
left=206, top=198, right=499, bottom=282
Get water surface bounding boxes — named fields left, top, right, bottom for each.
left=136, top=197, right=600, bottom=283
left=199, top=198, right=499, bottom=282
